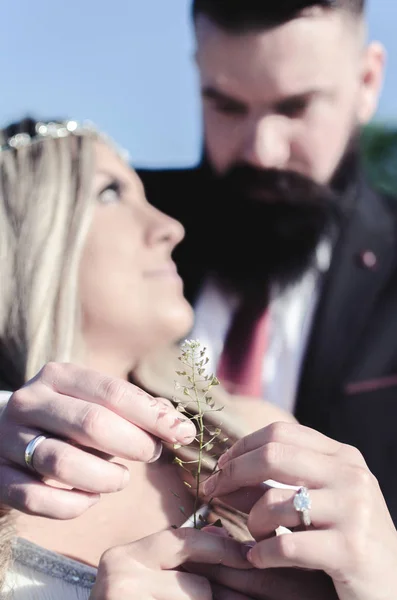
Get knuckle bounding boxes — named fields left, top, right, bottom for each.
left=339, top=443, right=366, bottom=465
left=152, top=400, right=170, bottom=428
left=80, top=404, right=105, bottom=439
left=350, top=466, right=374, bottom=491
left=40, top=362, right=64, bottom=386
left=193, top=575, right=212, bottom=598
left=238, top=433, right=253, bottom=458
left=17, top=486, right=42, bottom=516
left=261, top=441, right=282, bottom=467
left=96, top=376, right=128, bottom=410
left=100, top=545, right=124, bottom=569
left=6, top=388, right=30, bottom=418
left=43, top=445, right=70, bottom=481
left=275, top=533, right=298, bottom=561
left=266, top=421, right=292, bottom=444
left=223, top=455, right=237, bottom=479
left=263, top=487, right=282, bottom=512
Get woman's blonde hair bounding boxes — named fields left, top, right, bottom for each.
left=0, top=118, right=98, bottom=389
left=0, top=117, right=103, bottom=588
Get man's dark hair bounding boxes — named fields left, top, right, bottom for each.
left=192, top=0, right=366, bottom=31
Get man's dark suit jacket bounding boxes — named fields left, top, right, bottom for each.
left=139, top=166, right=397, bottom=524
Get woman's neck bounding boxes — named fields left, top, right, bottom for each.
left=78, top=348, right=138, bottom=381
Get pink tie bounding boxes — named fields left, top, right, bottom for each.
left=217, top=297, right=269, bottom=397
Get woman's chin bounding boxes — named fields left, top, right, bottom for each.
left=162, top=300, right=194, bottom=344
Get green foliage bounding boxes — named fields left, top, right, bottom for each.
left=361, top=122, right=397, bottom=196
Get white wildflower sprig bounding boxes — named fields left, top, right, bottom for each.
left=173, top=339, right=225, bottom=528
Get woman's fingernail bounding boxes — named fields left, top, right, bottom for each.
left=148, top=440, right=163, bottom=463
left=175, top=420, right=196, bottom=444
left=217, top=452, right=229, bottom=469
left=246, top=546, right=259, bottom=566
left=241, top=542, right=256, bottom=559
left=203, top=474, right=217, bottom=496
left=88, top=494, right=101, bottom=506
left=119, top=467, right=130, bottom=488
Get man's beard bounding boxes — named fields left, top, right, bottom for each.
left=198, top=130, right=360, bottom=294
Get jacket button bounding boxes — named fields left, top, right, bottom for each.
left=359, top=250, right=377, bottom=270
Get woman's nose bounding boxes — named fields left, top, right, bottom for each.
left=146, top=205, right=185, bottom=249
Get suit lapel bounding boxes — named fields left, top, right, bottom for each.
left=296, top=182, right=396, bottom=423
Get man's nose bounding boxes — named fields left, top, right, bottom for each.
left=240, top=116, right=290, bottom=170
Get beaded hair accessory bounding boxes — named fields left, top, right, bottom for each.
left=0, top=120, right=130, bottom=161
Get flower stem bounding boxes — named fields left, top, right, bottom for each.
left=191, top=352, right=204, bottom=529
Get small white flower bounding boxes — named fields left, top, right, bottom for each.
left=181, top=339, right=201, bottom=353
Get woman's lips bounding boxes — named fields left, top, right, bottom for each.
left=144, top=262, right=181, bottom=279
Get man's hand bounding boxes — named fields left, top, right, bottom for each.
left=0, top=362, right=196, bottom=519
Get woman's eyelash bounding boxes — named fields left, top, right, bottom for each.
left=99, top=180, right=122, bottom=195
left=98, top=180, right=123, bottom=203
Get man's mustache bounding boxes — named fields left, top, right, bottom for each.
left=216, top=165, right=338, bottom=208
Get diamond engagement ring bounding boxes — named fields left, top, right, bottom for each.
left=24, top=434, right=48, bottom=472
left=293, top=486, right=312, bottom=527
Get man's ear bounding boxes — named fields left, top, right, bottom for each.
left=357, top=42, right=386, bottom=124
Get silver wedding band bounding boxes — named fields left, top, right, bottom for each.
left=24, top=434, right=48, bottom=472
left=293, top=486, right=312, bottom=527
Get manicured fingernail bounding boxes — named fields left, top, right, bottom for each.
left=148, top=440, right=163, bottom=463
left=217, top=452, right=229, bottom=469
left=121, top=468, right=130, bottom=487
left=88, top=494, right=101, bottom=506
left=175, top=420, right=196, bottom=444
left=203, top=474, right=217, bottom=496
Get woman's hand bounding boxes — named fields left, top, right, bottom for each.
left=89, top=527, right=252, bottom=600
left=202, top=422, right=397, bottom=600
left=0, top=362, right=196, bottom=519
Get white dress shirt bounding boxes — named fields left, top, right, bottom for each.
left=190, top=240, right=332, bottom=412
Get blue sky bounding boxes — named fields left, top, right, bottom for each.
left=0, top=0, right=395, bottom=167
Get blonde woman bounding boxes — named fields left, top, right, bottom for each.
left=0, top=117, right=301, bottom=600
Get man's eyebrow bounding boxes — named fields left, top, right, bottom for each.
left=201, top=86, right=246, bottom=107
left=202, top=85, right=326, bottom=110
left=274, top=89, right=323, bottom=108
